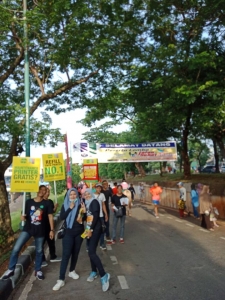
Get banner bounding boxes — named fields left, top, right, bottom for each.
left=73, top=142, right=97, bottom=163
left=10, top=157, right=41, bottom=192
left=64, top=134, right=72, bottom=188
left=97, top=142, right=177, bottom=163
left=83, top=159, right=99, bottom=180
left=42, top=153, right=65, bottom=182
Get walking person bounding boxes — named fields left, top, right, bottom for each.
left=128, top=184, right=136, bottom=202
left=101, top=180, right=112, bottom=244
left=83, top=189, right=110, bottom=292
left=42, top=187, right=61, bottom=267
left=94, top=183, right=108, bottom=250
left=199, top=185, right=214, bottom=231
left=177, top=182, right=187, bottom=218
left=52, top=188, right=85, bottom=291
left=111, top=185, right=128, bottom=244
left=190, top=183, right=200, bottom=219
left=112, top=182, right=118, bottom=195
left=1, top=185, right=54, bottom=281
left=149, top=182, right=162, bottom=218
left=139, top=183, right=145, bottom=201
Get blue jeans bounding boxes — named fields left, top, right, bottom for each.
left=9, top=231, right=44, bottom=272
left=112, top=214, right=126, bottom=240
left=192, top=204, right=199, bottom=218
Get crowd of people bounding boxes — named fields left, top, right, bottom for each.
left=1, top=179, right=220, bottom=293
left=1, top=180, right=133, bottom=293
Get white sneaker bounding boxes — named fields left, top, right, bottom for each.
left=52, top=280, right=65, bottom=291
left=68, top=271, right=79, bottom=280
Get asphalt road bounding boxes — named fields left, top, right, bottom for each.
left=9, top=203, right=225, bottom=300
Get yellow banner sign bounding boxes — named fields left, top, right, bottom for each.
left=42, top=153, right=65, bottom=182
left=10, top=157, right=41, bottom=192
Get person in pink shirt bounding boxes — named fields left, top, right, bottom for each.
left=121, top=179, right=129, bottom=190
left=149, top=182, right=162, bottom=218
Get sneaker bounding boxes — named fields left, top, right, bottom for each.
left=101, top=273, right=110, bottom=292
left=87, top=271, right=98, bottom=282
left=35, top=270, right=45, bottom=280
left=155, top=215, right=159, bottom=219
left=111, top=239, right=116, bottom=244
left=1, top=269, right=14, bottom=280
left=50, top=257, right=62, bottom=262
left=41, top=261, right=48, bottom=268
left=69, top=271, right=79, bottom=280
left=120, top=238, right=124, bottom=244
left=100, top=244, right=107, bottom=250
left=52, top=280, right=65, bottom=291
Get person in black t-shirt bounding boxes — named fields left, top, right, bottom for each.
left=52, top=188, right=85, bottom=291
left=101, top=180, right=112, bottom=243
left=111, top=185, right=128, bottom=244
left=42, top=188, right=61, bottom=266
left=2, top=185, right=54, bottom=281
left=128, top=184, right=136, bottom=201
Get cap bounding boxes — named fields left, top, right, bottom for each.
left=177, top=182, right=183, bottom=186
left=95, top=183, right=102, bottom=187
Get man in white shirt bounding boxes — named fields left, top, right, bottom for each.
left=94, top=183, right=108, bottom=250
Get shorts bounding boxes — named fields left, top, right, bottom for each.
left=152, top=200, right=160, bottom=205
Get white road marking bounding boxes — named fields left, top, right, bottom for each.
left=159, top=214, right=164, bottom=217
left=18, top=273, right=36, bottom=300
left=110, top=256, right=118, bottom=265
left=167, top=217, right=173, bottom=219
left=186, top=223, right=194, bottom=227
left=199, top=228, right=209, bottom=233
left=118, top=275, right=129, bottom=289
left=106, top=245, right=112, bottom=250
left=220, top=237, right=225, bottom=240
left=175, top=219, right=183, bottom=223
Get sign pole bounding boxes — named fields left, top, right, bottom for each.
left=21, top=192, right=26, bottom=227
left=54, top=180, right=57, bottom=203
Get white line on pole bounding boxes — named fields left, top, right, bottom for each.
left=118, top=276, right=129, bottom=289
left=54, top=180, right=57, bottom=203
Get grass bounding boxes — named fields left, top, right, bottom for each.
left=10, top=191, right=66, bottom=233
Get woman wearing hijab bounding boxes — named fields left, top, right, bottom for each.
left=52, top=188, right=85, bottom=291
left=190, top=183, right=200, bottom=219
left=83, top=188, right=110, bottom=292
left=199, top=185, right=214, bottom=231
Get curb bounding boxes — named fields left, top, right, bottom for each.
left=0, top=212, right=61, bottom=300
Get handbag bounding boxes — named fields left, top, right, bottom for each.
left=115, top=206, right=123, bottom=218
left=101, top=218, right=106, bottom=233
left=57, top=221, right=66, bottom=239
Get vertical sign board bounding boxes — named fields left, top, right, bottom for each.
left=42, top=153, right=65, bottom=182
left=10, top=157, right=41, bottom=192
left=83, top=158, right=99, bottom=185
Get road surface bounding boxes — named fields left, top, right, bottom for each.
left=9, top=203, right=225, bottom=300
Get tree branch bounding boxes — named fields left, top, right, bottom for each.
left=30, top=65, right=45, bottom=95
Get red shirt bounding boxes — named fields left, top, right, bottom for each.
left=112, top=187, right=118, bottom=195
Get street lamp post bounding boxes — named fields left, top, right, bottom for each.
left=23, top=0, right=30, bottom=158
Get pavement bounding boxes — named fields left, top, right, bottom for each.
left=7, top=202, right=225, bottom=300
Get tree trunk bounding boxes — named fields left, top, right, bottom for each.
left=0, top=170, right=15, bottom=255
left=213, top=139, right=220, bottom=173
left=135, top=163, right=146, bottom=177
left=162, top=161, right=167, bottom=173
left=181, top=108, right=192, bottom=177
left=215, top=138, right=225, bottom=159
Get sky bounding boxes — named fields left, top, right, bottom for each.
left=30, top=107, right=130, bottom=163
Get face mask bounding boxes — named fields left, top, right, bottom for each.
left=69, top=198, right=78, bottom=203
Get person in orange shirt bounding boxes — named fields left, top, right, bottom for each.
left=112, top=182, right=118, bottom=195
left=149, top=182, right=162, bottom=218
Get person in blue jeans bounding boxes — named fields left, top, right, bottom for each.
left=1, top=185, right=54, bottom=281
left=111, top=185, right=128, bottom=244
left=191, top=183, right=200, bottom=218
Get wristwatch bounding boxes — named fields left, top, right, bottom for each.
left=90, top=229, right=93, bottom=232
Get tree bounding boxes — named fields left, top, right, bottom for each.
left=0, top=0, right=146, bottom=245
